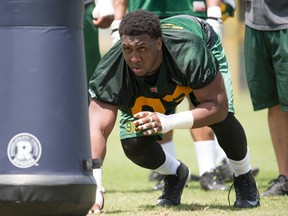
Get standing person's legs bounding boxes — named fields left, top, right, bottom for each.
left=268, top=105, right=288, bottom=178
left=159, top=131, right=176, bottom=158
left=263, top=105, right=288, bottom=196
left=267, top=29, right=288, bottom=180
left=245, top=26, right=288, bottom=196
left=190, top=124, right=217, bottom=176
left=190, top=126, right=228, bottom=191
left=149, top=131, right=176, bottom=189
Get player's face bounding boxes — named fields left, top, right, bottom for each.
left=121, top=34, right=162, bottom=77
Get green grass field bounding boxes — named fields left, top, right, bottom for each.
left=87, top=91, right=287, bottom=216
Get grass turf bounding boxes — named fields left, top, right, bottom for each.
left=87, top=91, right=287, bottom=216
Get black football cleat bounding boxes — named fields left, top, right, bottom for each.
left=231, top=170, right=260, bottom=208
left=261, top=175, right=288, bottom=196
left=157, top=162, right=190, bottom=206
left=200, top=171, right=228, bottom=191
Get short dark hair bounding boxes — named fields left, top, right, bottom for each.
left=119, top=9, right=162, bottom=39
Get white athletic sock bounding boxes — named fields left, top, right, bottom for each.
left=160, top=140, right=176, bottom=158
left=194, top=140, right=216, bottom=176
left=228, top=151, right=251, bottom=177
left=153, top=151, right=180, bottom=175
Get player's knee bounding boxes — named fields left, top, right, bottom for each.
left=121, top=136, right=165, bottom=169
left=121, top=137, right=146, bottom=158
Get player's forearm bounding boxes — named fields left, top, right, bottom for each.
left=206, top=0, right=221, bottom=7
left=113, top=0, right=127, bottom=20
left=89, top=99, right=117, bottom=161
left=90, top=133, right=107, bottom=161
left=156, top=96, right=227, bottom=133
left=190, top=98, right=228, bottom=128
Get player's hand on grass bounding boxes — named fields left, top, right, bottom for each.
left=89, top=189, right=104, bottom=214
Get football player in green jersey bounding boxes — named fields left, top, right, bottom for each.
left=111, top=0, right=241, bottom=192
left=88, top=10, right=260, bottom=213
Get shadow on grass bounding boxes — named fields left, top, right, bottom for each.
left=139, top=203, right=217, bottom=212
left=98, top=202, right=259, bottom=215
left=137, top=202, right=255, bottom=212
left=104, top=188, right=157, bottom=193
left=105, top=181, right=201, bottom=194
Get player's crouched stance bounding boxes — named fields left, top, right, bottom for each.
left=88, top=10, right=260, bottom=213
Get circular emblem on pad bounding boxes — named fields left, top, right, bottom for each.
left=7, top=133, right=42, bottom=168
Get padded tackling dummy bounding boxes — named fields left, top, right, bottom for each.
left=0, top=0, right=96, bottom=215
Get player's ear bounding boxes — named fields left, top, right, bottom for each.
left=156, top=37, right=162, bottom=51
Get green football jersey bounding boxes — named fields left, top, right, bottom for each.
left=128, top=0, right=194, bottom=18
left=128, top=0, right=235, bottom=20
left=89, top=15, right=220, bottom=139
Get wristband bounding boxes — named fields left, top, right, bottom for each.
left=111, top=20, right=121, bottom=32
left=206, top=6, right=223, bottom=39
left=111, top=20, right=121, bottom=44
left=92, top=158, right=102, bottom=169
left=207, top=6, right=222, bottom=19
left=156, top=111, right=194, bottom=134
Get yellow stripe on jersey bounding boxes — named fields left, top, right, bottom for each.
left=161, top=23, right=184, bottom=29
